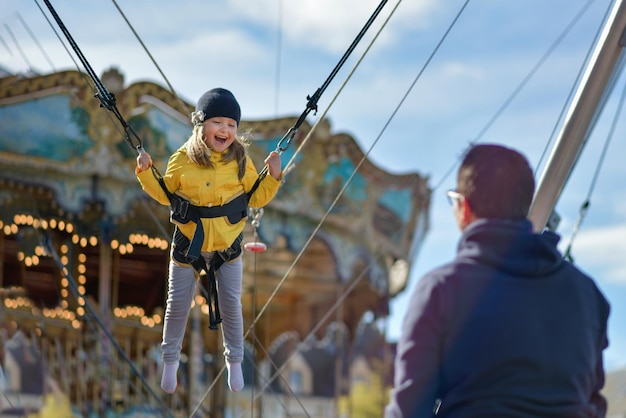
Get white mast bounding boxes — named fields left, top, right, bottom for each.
left=529, top=0, right=626, bottom=232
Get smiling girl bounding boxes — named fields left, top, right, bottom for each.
left=136, top=88, right=282, bottom=394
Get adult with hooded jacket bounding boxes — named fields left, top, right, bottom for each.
left=385, top=144, right=610, bottom=417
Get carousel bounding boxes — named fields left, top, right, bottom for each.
left=0, top=67, right=430, bottom=417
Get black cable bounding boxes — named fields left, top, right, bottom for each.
left=564, top=77, right=626, bottom=262
left=31, top=1, right=172, bottom=412
left=42, top=1, right=112, bottom=107
left=32, top=0, right=172, bottom=236
left=248, top=0, right=389, bottom=195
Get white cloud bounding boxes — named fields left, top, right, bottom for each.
left=227, top=0, right=439, bottom=53
left=566, top=224, right=626, bottom=284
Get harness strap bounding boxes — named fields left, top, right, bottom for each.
left=157, top=175, right=248, bottom=262
left=155, top=174, right=247, bottom=329
left=173, top=229, right=243, bottom=330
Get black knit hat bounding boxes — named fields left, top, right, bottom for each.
left=194, top=88, right=241, bottom=126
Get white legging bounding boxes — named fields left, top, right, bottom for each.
left=161, top=253, right=243, bottom=365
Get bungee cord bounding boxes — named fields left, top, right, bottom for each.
left=67, top=0, right=397, bottom=411
left=23, top=1, right=175, bottom=412
left=245, top=0, right=409, bottom=349
left=247, top=0, right=390, bottom=197
left=32, top=0, right=174, bottom=242
left=32, top=0, right=175, bottom=248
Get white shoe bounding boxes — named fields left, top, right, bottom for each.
left=161, top=362, right=178, bottom=394
left=226, top=362, right=244, bottom=392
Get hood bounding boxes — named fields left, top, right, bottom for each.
left=457, top=218, right=563, bottom=277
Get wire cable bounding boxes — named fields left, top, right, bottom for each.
left=108, top=0, right=191, bottom=119
left=39, top=231, right=173, bottom=417
left=42, top=0, right=149, bottom=155
left=16, top=11, right=56, bottom=72
left=3, top=23, right=34, bottom=72
left=191, top=1, right=467, bottom=413
left=233, top=249, right=386, bottom=418
left=564, top=76, right=626, bottom=262
left=274, top=0, right=284, bottom=116
left=432, top=0, right=602, bottom=192
left=32, top=0, right=80, bottom=70
left=534, top=0, right=611, bottom=176
left=7, top=197, right=173, bottom=416
left=283, top=0, right=402, bottom=177
left=237, top=0, right=469, bottom=410
left=248, top=0, right=390, bottom=197
left=32, top=0, right=172, bottom=242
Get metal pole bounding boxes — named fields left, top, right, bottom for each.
left=529, top=0, right=626, bottom=231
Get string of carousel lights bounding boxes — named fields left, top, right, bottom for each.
left=0, top=215, right=228, bottom=330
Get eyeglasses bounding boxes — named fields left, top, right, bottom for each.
left=446, top=189, right=464, bottom=206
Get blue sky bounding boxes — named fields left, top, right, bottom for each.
left=2, top=0, right=625, bottom=372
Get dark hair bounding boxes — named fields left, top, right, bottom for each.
left=457, top=144, right=535, bottom=219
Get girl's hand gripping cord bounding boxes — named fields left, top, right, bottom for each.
left=137, top=148, right=153, bottom=173
left=265, top=151, right=282, bottom=179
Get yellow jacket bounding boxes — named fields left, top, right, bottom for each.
left=137, top=145, right=281, bottom=252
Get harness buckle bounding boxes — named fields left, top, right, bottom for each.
left=179, top=199, right=189, bottom=219
left=172, top=197, right=187, bottom=218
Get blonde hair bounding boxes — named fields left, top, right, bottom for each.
left=184, top=124, right=250, bottom=179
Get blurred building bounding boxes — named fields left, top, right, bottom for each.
left=604, top=366, right=626, bottom=417
left=0, top=67, right=430, bottom=417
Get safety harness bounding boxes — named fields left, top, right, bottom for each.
left=157, top=176, right=249, bottom=330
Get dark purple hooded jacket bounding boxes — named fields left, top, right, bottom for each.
left=386, top=218, right=610, bottom=418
